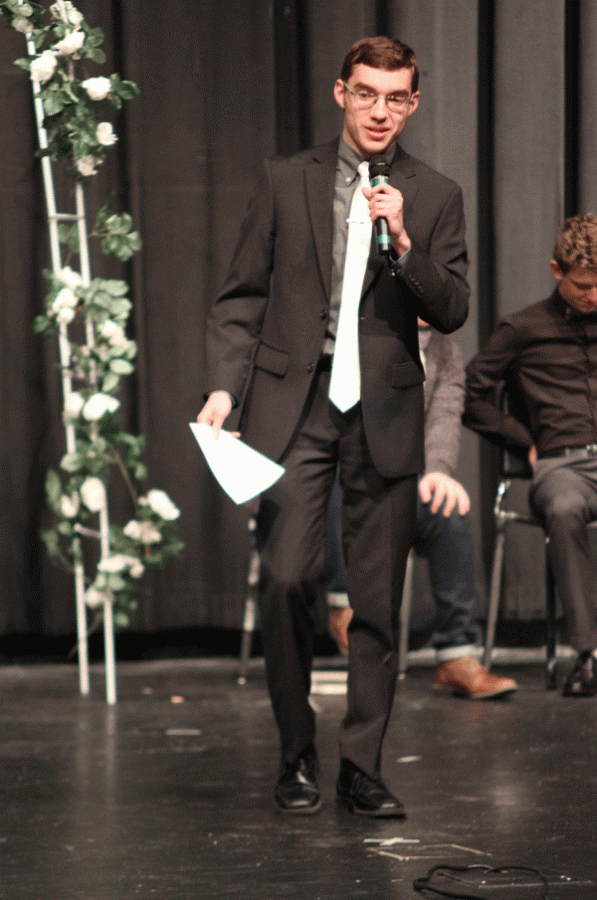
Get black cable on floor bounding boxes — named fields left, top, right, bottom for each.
left=413, top=863, right=549, bottom=899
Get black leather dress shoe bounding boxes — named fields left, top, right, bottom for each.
left=275, top=748, right=321, bottom=814
left=562, top=651, right=597, bottom=697
left=336, top=758, right=406, bottom=818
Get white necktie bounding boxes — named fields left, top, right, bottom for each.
left=329, top=161, right=371, bottom=412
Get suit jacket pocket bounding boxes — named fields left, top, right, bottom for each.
left=254, top=341, right=289, bottom=377
left=390, top=360, right=424, bottom=389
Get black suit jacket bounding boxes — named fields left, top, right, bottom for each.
left=205, top=138, right=469, bottom=478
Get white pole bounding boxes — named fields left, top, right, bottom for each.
left=99, top=499, right=117, bottom=705
left=103, top=600, right=117, bottom=706
left=74, top=557, right=90, bottom=695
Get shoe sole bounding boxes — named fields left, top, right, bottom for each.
left=336, top=792, right=406, bottom=818
left=275, top=798, right=322, bottom=815
left=433, top=684, right=518, bottom=700
left=561, top=688, right=597, bottom=697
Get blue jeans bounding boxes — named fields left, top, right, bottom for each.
left=325, top=474, right=480, bottom=654
left=413, top=492, right=480, bottom=653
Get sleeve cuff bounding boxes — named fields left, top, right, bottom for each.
left=389, top=246, right=411, bottom=274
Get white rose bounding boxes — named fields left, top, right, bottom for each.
left=99, top=320, right=126, bottom=346
left=60, top=493, right=80, bottom=518
left=30, top=51, right=57, bottom=85
left=145, top=489, right=180, bottom=521
left=12, top=15, right=33, bottom=35
left=53, top=30, right=85, bottom=56
left=80, top=476, right=106, bottom=512
left=50, top=2, right=84, bottom=27
left=139, top=523, right=161, bottom=544
left=60, top=266, right=83, bottom=290
left=64, top=391, right=85, bottom=419
left=52, top=286, right=78, bottom=315
left=123, top=520, right=143, bottom=541
left=56, top=306, right=75, bottom=325
left=68, top=10, right=84, bottom=27
left=84, top=586, right=112, bottom=608
left=82, top=76, right=111, bottom=101
left=114, top=334, right=130, bottom=349
left=124, top=520, right=161, bottom=545
left=75, top=155, right=99, bottom=177
left=99, top=319, right=118, bottom=337
left=96, top=122, right=118, bottom=146
left=82, top=392, right=120, bottom=421
left=100, top=553, right=145, bottom=577
left=98, top=554, right=130, bottom=574
left=129, top=558, right=145, bottom=578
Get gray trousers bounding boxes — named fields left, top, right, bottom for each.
left=530, top=453, right=597, bottom=652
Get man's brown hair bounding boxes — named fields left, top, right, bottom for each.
left=340, top=37, right=419, bottom=94
left=554, top=213, right=597, bottom=273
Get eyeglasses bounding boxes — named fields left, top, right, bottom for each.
left=343, top=81, right=413, bottom=113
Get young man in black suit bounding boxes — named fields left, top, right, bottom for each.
left=198, top=37, right=469, bottom=816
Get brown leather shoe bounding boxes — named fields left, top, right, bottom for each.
left=433, top=656, right=518, bottom=700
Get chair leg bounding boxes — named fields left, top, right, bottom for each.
left=483, top=526, right=506, bottom=670
left=398, top=549, right=415, bottom=677
left=545, top=538, right=558, bottom=690
left=238, top=519, right=260, bottom=684
left=238, top=596, right=257, bottom=684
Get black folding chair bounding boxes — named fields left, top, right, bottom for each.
left=483, top=384, right=563, bottom=688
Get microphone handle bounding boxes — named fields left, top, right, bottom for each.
left=369, top=166, right=391, bottom=256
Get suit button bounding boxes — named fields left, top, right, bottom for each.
left=320, top=309, right=327, bottom=320
left=307, top=363, right=314, bottom=373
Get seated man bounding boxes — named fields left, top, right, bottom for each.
left=464, top=213, right=597, bottom=697
left=326, top=319, right=518, bottom=699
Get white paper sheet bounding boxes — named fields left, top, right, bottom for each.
left=189, top=423, right=285, bottom=504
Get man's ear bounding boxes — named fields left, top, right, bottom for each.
left=333, top=79, right=345, bottom=110
left=406, top=91, right=420, bottom=118
left=550, top=259, right=564, bottom=281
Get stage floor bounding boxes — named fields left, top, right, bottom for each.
left=1, top=657, right=595, bottom=900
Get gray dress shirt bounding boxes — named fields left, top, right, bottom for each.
left=323, top=139, right=395, bottom=356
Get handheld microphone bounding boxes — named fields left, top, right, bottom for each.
left=368, top=155, right=392, bottom=256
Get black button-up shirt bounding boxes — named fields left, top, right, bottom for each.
left=464, top=289, right=597, bottom=458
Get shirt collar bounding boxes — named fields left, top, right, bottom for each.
left=337, top=137, right=396, bottom=184
left=554, top=288, right=597, bottom=321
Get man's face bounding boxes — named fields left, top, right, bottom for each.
left=551, top=261, right=597, bottom=315
left=333, top=63, right=419, bottom=160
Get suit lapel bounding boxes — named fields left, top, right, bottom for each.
left=305, top=139, right=338, bottom=302
left=389, top=144, right=419, bottom=218
left=304, top=141, right=418, bottom=301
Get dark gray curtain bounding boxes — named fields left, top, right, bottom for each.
left=0, top=0, right=590, bottom=638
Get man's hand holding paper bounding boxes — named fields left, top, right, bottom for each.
left=190, top=423, right=284, bottom=505
left=196, top=390, right=233, bottom=439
